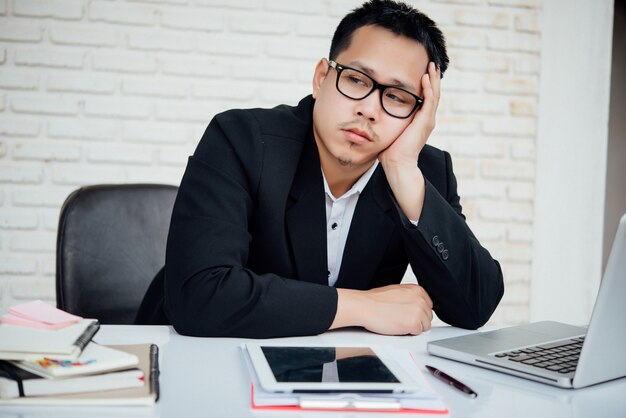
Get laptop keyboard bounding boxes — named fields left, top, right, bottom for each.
left=493, top=336, right=585, bottom=374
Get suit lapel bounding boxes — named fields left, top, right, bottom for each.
left=285, top=132, right=328, bottom=285
left=334, top=166, right=395, bottom=289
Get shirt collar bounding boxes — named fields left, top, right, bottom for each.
left=322, top=160, right=380, bottom=202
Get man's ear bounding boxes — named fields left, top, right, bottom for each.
left=312, top=59, right=329, bottom=99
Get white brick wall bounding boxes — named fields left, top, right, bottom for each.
left=0, top=0, right=541, bottom=326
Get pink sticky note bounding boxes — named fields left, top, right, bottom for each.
left=0, top=312, right=77, bottom=330
left=9, top=300, right=82, bottom=325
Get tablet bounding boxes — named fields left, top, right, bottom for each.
left=245, top=344, right=419, bottom=393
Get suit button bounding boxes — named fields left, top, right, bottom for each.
left=432, top=235, right=440, bottom=246
left=437, top=243, right=445, bottom=253
left=442, top=249, right=449, bottom=260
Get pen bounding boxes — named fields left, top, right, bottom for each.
left=425, top=365, right=477, bottom=398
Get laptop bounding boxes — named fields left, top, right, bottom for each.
left=427, top=213, right=626, bottom=389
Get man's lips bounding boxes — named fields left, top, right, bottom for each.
left=342, top=128, right=372, bottom=143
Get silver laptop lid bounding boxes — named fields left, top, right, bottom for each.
left=573, top=213, right=626, bottom=388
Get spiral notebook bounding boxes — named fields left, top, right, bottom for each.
left=0, top=319, right=100, bottom=361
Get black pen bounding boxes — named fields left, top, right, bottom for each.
left=425, top=365, right=477, bottom=398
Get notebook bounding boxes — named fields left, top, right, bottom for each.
left=427, top=213, right=626, bottom=389
left=9, top=342, right=139, bottom=378
left=0, top=365, right=144, bottom=399
left=0, top=319, right=100, bottom=360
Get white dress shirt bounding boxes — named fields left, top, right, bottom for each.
left=322, top=161, right=379, bottom=287
left=322, top=161, right=419, bottom=287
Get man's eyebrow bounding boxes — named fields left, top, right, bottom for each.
left=348, top=60, right=417, bottom=93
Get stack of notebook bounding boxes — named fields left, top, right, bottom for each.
left=0, top=300, right=159, bottom=405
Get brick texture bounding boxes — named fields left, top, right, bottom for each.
left=0, top=0, right=542, bottom=326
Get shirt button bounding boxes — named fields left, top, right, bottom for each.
left=331, top=222, right=338, bottom=230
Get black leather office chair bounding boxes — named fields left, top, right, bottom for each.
left=56, top=184, right=178, bottom=324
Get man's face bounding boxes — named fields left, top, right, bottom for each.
left=312, top=25, right=430, bottom=172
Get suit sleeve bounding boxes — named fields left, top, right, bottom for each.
left=395, top=151, right=504, bottom=329
left=163, top=112, right=337, bottom=338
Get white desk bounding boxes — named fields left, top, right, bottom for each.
left=0, top=325, right=624, bottom=418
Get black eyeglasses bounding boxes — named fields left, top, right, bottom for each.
left=328, top=60, right=423, bottom=119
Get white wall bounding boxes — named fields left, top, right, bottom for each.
left=1, top=0, right=544, bottom=325
left=531, top=0, right=614, bottom=324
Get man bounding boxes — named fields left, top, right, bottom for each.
left=136, top=0, right=504, bottom=338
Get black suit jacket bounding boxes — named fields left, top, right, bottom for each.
left=137, top=95, right=504, bottom=338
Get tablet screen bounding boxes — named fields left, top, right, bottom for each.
left=261, top=346, right=400, bottom=383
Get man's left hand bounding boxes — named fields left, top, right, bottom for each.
left=378, top=62, right=441, bottom=221
left=379, top=61, right=441, bottom=166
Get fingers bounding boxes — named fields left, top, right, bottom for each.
left=362, top=284, right=434, bottom=336
left=380, top=62, right=440, bottom=161
left=408, top=310, right=432, bottom=335
left=416, top=285, right=434, bottom=310
left=419, top=62, right=440, bottom=114
left=408, top=285, right=433, bottom=331
left=406, top=62, right=439, bottom=140
left=429, top=61, right=441, bottom=104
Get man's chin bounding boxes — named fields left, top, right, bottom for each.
left=338, top=158, right=353, bottom=167
left=330, top=147, right=377, bottom=170
left=335, top=154, right=377, bottom=169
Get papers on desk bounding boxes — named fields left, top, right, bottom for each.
left=241, top=345, right=448, bottom=414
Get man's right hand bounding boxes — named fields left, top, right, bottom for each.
left=330, top=284, right=434, bottom=335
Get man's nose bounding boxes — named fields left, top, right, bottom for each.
left=354, top=89, right=382, bottom=122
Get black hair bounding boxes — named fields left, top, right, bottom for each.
left=329, top=0, right=449, bottom=76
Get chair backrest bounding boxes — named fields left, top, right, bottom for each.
left=56, top=184, right=178, bottom=324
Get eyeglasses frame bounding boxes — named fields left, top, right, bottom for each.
left=328, top=60, right=424, bottom=119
